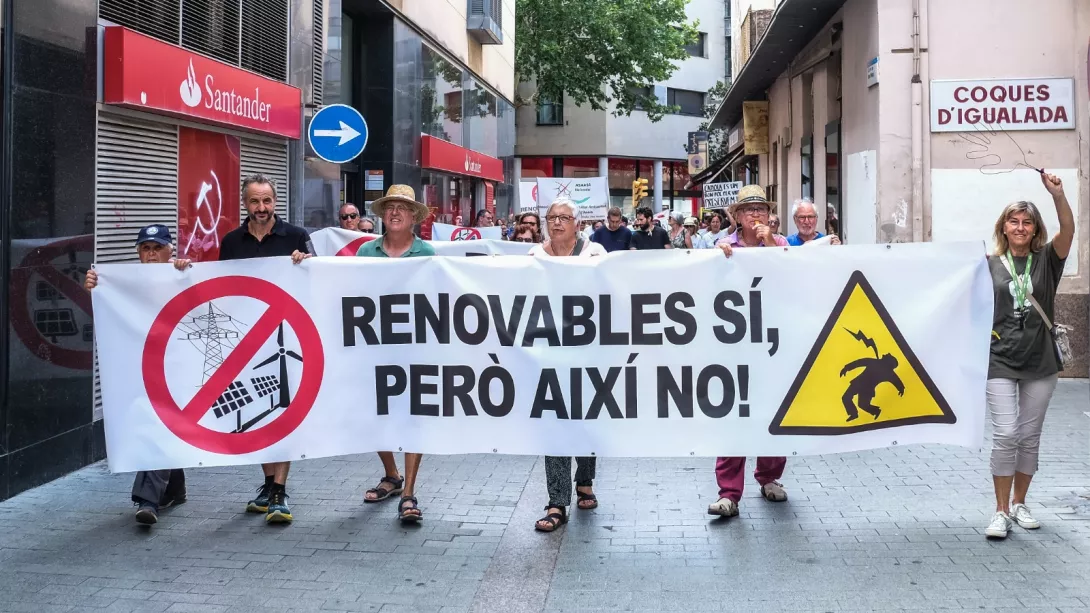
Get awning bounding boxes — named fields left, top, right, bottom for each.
left=709, top=0, right=848, bottom=130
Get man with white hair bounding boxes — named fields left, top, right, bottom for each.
left=786, top=199, right=840, bottom=246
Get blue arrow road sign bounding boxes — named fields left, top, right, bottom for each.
left=307, top=104, right=368, bottom=164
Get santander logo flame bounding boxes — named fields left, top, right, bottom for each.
left=180, top=60, right=202, bottom=108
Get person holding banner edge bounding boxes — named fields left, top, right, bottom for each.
left=84, top=224, right=191, bottom=525
left=983, top=171, right=1074, bottom=540
left=709, top=185, right=789, bottom=519
left=356, top=184, right=436, bottom=523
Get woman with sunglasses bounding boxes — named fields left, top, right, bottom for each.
left=529, top=198, right=606, bottom=532
left=512, top=221, right=540, bottom=244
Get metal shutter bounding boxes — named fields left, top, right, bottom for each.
left=93, top=112, right=179, bottom=423
left=240, top=138, right=289, bottom=220
left=95, top=112, right=179, bottom=263
left=241, top=0, right=289, bottom=81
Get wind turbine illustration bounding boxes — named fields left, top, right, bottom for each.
left=232, top=323, right=303, bottom=433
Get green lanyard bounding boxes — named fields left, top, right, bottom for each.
left=1005, top=251, right=1033, bottom=308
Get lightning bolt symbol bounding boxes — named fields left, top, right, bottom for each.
left=844, top=328, right=879, bottom=358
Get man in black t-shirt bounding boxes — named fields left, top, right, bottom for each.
left=590, top=206, right=633, bottom=252
left=220, top=174, right=311, bottom=525
left=630, top=206, right=672, bottom=250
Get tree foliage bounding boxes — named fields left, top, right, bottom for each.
left=698, top=79, right=730, bottom=162
left=516, top=0, right=699, bottom=122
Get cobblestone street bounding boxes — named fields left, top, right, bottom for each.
left=0, top=380, right=1087, bottom=613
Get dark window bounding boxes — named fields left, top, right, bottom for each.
left=241, top=0, right=288, bottom=81
left=182, top=0, right=240, bottom=66
left=801, top=136, right=814, bottom=201
left=536, top=96, right=563, bottom=125
left=684, top=32, right=707, bottom=58
left=100, top=0, right=180, bottom=43
left=100, top=0, right=290, bottom=83
left=628, top=86, right=653, bottom=110
left=667, top=88, right=704, bottom=116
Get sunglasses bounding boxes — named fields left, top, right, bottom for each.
left=513, top=237, right=534, bottom=243
left=340, top=213, right=359, bottom=220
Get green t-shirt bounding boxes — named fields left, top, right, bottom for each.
left=355, top=235, right=436, bottom=258
left=987, top=241, right=1065, bottom=380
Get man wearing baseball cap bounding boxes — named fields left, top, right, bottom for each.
left=708, top=184, right=789, bottom=520
left=84, top=224, right=192, bottom=526
left=356, top=185, right=436, bottom=523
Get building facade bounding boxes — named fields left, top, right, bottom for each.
left=0, top=0, right=516, bottom=501
left=515, top=0, right=729, bottom=217
left=305, top=0, right=517, bottom=234
left=710, top=0, right=1089, bottom=377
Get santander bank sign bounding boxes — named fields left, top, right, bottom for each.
left=103, top=27, right=301, bottom=139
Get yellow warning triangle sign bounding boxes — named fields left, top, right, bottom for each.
left=769, top=271, right=955, bottom=435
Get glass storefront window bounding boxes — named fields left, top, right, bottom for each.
left=608, top=158, right=636, bottom=191
left=563, top=157, right=597, bottom=178
left=420, top=44, right=464, bottom=144
left=465, top=76, right=499, bottom=158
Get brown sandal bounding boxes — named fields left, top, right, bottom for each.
left=364, top=476, right=404, bottom=503
left=534, top=506, right=567, bottom=532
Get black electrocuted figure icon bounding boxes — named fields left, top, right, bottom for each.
left=839, top=328, right=905, bottom=422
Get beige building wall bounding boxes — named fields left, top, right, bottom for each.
left=386, top=0, right=516, bottom=102
left=745, top=0, right=1088, bottom=374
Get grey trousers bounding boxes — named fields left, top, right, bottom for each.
left=132, top=469, right=185, bottom=505
left=544, top=456, right=596, bottom=507
left=986, top=376, right=1059, bottom=477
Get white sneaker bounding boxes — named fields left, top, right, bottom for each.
left=707, top=497, right=739, bottom=517
left=1010, top=503, right=1041, bottom=529
left=985, top=511, right=1012, bottom=539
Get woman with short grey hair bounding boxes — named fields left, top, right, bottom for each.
left=667, top=211, right=692, bottom=248
left=983, top=172, right=1074, bottom=539
left=529, top=198, right=605, bottom=532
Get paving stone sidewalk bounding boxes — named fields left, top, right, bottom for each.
left=0, top=380, right=1087, bottom=613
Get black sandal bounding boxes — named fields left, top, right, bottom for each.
left=398, top=496, right=423, bottom=523
left=576, top=491, right=598, bottom=510
left=364, top=476, right=404, bottom=503
left=534, top=506, right=567, bottom=532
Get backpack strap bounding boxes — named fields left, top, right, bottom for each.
left=573, top=237, right=585, bottom=256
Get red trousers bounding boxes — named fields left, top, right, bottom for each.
left=715, top=456, right=786, bottom=502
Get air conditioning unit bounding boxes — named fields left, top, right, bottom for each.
left=468, top=0, right=503, bottom=45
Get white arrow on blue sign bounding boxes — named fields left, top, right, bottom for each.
left=307, top=104, right=369, bottom=164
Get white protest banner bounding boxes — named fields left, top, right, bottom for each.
left=431, top=222, right=504, bottom=241
left=519, top=182, right=538, bottom=213
left=93, top=242, right=990, bottom=472
left=536, top=177, right=609, bottom=220
left=703, top=181, right=742, bottom=210
left=309, top=227, right=532, bottom=257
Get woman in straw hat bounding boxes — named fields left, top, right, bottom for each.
left=357, top=184, right=435, bottom=523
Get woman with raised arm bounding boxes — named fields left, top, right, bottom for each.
left=983, top=171, right=1074, bottom=539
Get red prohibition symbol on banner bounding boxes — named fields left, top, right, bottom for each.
left=9, top=235, right=94, bottom=370
left=451, top=227, right=482, bottom=241
left=142, top=276, right=324, bottom=455
left=336, top=234, right=377, bottom=256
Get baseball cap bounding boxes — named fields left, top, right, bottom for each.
left=135, top=224, right=172, bottom=246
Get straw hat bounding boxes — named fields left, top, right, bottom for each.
left=370, top=184, right=430, bottom=223
left=729, top=184, right=776, bottom=217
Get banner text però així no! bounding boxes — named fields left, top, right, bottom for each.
left=91, top=243, right=992, bottom=472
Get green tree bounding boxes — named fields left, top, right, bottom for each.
left=516, top=0, right=698, bottom=122
left=697, top=79, right=729, bottom=162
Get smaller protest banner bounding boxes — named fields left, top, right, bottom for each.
left=519, top=182, right=538, bottom=213
left=536, top=177, right=609, bottom=220
left=702, top=181, right=742, bottom=210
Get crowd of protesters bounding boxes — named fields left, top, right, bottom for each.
left=85, top=172, right=1075, bottom=543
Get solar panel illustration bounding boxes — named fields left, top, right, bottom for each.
left=212, top=380, right=254, bottom=418
left=250, top=375, right=280, bottom=398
